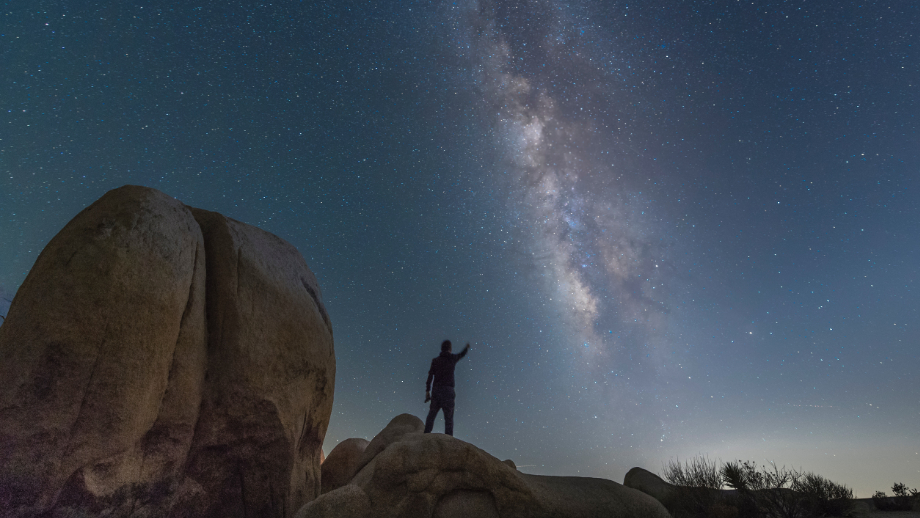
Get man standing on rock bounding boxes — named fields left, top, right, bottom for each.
left=424, top=340, right=470, bottom=436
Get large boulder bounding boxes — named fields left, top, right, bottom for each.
left=0, top=186, right=335, bottom=518
left=321, top=438, right=369, bottom=494
left=297, top=415, right=669, bottom=518
left=0, top=186, right=208, bottom=517
left=178, top=208, right=334, bottom=518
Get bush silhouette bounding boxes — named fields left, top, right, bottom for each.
left=661, top=456, right=724, bottom=518
left=662, top=457, right=854, bottom=518
left=722, top=460, right=805, bottom=518
left=793, top=472, right=853, bottom=517
left=872, top=483, right=919, bottom=511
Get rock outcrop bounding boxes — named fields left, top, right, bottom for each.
left=0, top=186, right=335, bottom=518
left=297, top=414, right=670, bottom=518
left=322, top=438, right=370, bottom=494
left=624, top=466, right=742, bottom=516
left=353, top=413, right=424, bottom=476
left=623, top=467, right=676, bottom=508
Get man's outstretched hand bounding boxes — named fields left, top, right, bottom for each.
left=424, top=391, right=431, bottom=403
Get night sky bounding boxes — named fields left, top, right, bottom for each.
left=2, top=0, right=918, bottom=497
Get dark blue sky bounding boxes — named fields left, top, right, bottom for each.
left=1, top=0, right=917, bottom=495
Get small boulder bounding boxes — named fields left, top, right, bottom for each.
left=623, top=467, right=675, bottom=506
left=321, top=438, right=369, bottom=494
left=624, top=466, right=740, bottom=516
left=352, top=413, right=424, bottom=476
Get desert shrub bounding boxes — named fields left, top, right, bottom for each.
left=722, top=460, right=805, bottom=518
left=873, top=491, right=897, bottom=511
left=662, top=456, right=726, bottom=518
left=793, top=472, right=854, bottom=517
left=872, top=483, right=919, bottom=511
left=893, top=483, right=919, bottom=510
left=664, top=456, right=724, bottom=489
left=664, top=458, right=854, bottom=518
left=892, top=482, right=920, bottom=498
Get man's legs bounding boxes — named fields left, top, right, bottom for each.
left=426, top=386, right=457, bottom=434
left=424, top=398, right=442, bottom=433
left=443, top=400, right=455, bottom=436
left=437, top=386, right=456, bottom=436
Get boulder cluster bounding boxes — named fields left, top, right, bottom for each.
left=306, top=414, right=670, bottom=518
left=0, top=186, right=335, bottom=517
left=0, top=185, right=673, bottom=518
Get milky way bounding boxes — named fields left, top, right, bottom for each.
left=448, top=0, right=678, bottom=366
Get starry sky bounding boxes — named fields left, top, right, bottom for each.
left=1, top=0, right=918, bottom=497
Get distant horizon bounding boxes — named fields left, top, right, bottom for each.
left=322, top=410, right=914, bottom=499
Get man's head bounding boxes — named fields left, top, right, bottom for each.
left=441, top=340, right=452, bottom=353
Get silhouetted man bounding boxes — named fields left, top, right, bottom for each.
left=424, top=340, right=469, bottom=436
